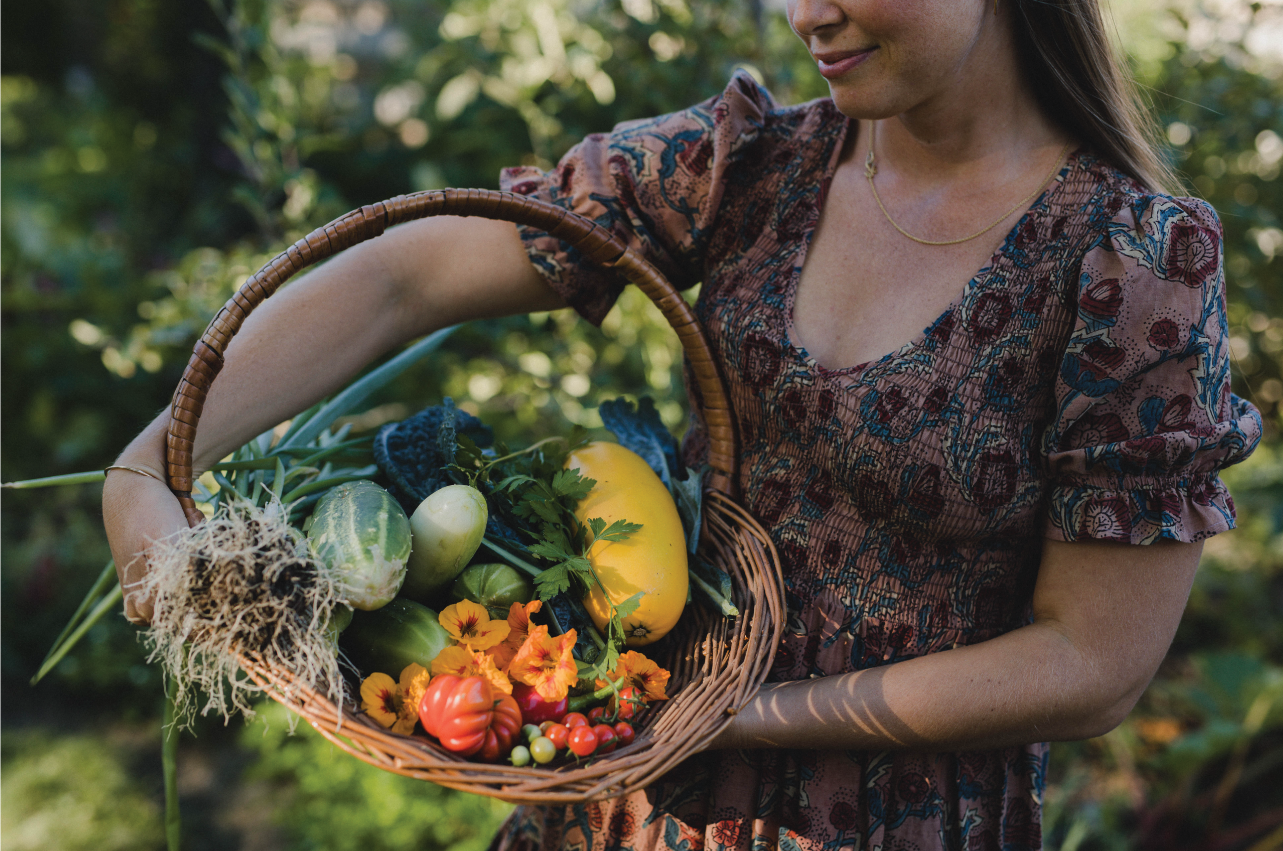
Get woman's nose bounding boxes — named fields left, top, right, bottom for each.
left=788, top=0, right=846, bottom=37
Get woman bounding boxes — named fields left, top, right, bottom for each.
left=105, top=0, right=1261, bottom=848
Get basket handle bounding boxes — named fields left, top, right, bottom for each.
left=166, top=188, right=736, bottom=527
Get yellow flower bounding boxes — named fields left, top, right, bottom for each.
left=509, top=624, right=579, bottom=702
left=439, top=599, right=511, bottom=650
left=397, top=664, right=431, bottom=732
left=431, top=645, right=512, bottom=695
left=488, top=599, right=543, bottom=671
left=360, top=672, right=402, bottom=729
left=597, top=651, right=670, bottom=702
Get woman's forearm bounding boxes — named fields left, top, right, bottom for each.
left=712, top=620, right=1109, bottom=753
left=710, top=538, right=1202, bottom=753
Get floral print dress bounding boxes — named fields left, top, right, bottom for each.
left=491, top=74, right=1262, bottom=851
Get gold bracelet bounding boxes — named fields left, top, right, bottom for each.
left=104, top=464, right=166, bottom=484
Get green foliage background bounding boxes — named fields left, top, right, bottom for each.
left=2, top=1, right=1280, bottom=849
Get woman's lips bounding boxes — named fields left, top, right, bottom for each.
left=815, top=49, right=876, bottom=79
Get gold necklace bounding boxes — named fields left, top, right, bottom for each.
left=863, top=123, right=1071, bottom=247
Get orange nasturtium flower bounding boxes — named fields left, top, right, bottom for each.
left=431, top=645, right=512, bottom=695
left=398, top=663, right=431, bottom=729
left=360, top=672, right=417, bottom=735
left=508, top=624, right=579, bottom=702
left=439, top=599, right=511, bottom=650
left=597, top=651, right=670, bottom=702
left=488, top=599, right=543, bottom=671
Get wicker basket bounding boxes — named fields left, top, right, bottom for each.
left=163, top=189, right=784, bottom=804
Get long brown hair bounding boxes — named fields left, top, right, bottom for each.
left=1011, top=0, right=1181, bottom=194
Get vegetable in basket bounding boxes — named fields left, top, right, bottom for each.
left=342, top=597, right=452, bottom=676
left=306, top=479, right=412, bottom=610
left=403, top=484, right=488, bottom=601
left=450, top=562, right=534, bottom=619
left=417, top=674, right=523, bottom=761
left=564, top=442, right=688, bottom=647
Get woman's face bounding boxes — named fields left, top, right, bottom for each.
left=786, top=0, right=1000, bottom=120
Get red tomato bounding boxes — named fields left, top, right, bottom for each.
left=417, top=674, right=462, bottom=739
left=614, top=686, right=641, bottom=721
left=587, top=706, right=607, bottom=725
left=476, top=693, right=523, bottom=763
left=561, top=712, right=589, bottom=729
left=567, top=725, right=598, bottom=757
left=544, top=722, right=569, bottom=750
left=418, top=675, right=521, bottom=760
left=539, top=720, right=555, bottom=734
left=613, top=722, right=635, bottom=747
left=592, top=724, right=618, bottom=754
left=511, top=682, right=569, bottom=726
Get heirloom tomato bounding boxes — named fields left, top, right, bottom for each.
left=417, top=674, right=521, bottom=761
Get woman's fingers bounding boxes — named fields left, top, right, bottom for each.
left=104, top=472, right=189, bottom=625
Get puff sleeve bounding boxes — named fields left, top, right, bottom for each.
left=498, top=72, right=771, bottom=325
left=1042, top=195, right=1262, bottom=544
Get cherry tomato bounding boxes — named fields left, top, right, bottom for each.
left=529, top=737, right=557, bottom=764
left=511, top=681, right=569, bottom=726
left=510, top=745, right=531, bottom=767
left=592, top=724, right=618, bottom=754
left=544, top=722, right=570, bottom=750
left=567, top=725, right=598, bottom=757
left=561, top=712, right=590, bottom=729
left=522, top=724, right=542, bottom=743
left=614, top=686, right=641, bottom=721
left=587, top=706, right=607, bottom=725
left=613, top=722, right=635, bottom=747
left=539, top=720, right=555, bottom=734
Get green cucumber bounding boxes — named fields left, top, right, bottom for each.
left=307, top=480, right=412, bottom=611
left=341, top=598, right=451, bottom=676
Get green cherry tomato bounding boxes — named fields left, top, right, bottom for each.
left=522, top=724, right=542, bottom=743
left=510, top=745, right=532, bottom=767
left=530, top=736, right=557, bottom=764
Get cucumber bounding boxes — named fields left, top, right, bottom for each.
left=450, top=562, right=534, bottom=619
left=308, top=480, right=412, bottom=611
left=341, top=598, right=451, bottom=676
left=402, top=484, right=488, bottom=602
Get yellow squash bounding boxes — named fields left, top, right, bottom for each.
left=565, top=441, right=688, bottom=647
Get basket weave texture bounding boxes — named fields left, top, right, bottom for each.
left=165, top=189, right=785, bottom=804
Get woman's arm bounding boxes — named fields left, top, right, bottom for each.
left=105, top=216, right=565, bottom=622
left=710, top=537, right=1201, bottom=752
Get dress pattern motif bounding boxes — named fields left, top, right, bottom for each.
left=493, top=74, right=1262, bottom=851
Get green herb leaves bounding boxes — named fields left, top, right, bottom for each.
left=453, top=432, right=643, bottom=676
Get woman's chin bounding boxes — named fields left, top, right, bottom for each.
left=825, top=84, right=907, bottom=122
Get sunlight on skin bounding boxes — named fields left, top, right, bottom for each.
left=708, top=539, right=1203, bottom=754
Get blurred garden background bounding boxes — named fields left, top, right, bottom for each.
left=2, top=0, right=1281, bottom=848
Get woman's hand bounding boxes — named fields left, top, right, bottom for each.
left=102, top=215, right=564, bottom=623
left=103, top=416, right=188, bottom=623
left=709, top=536, right=1203, bottom=752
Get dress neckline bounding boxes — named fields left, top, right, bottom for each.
left=782, top=117, right=1082, bottom=380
